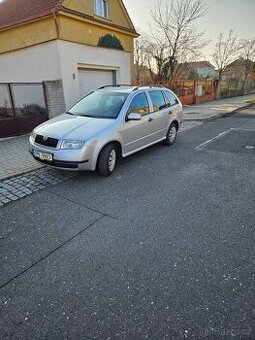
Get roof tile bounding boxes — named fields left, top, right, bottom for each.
left=0, top=0, right=61, bottom=29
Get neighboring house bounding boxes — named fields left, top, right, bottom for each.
left=0, top=0, right=138, bottom=114
left=223, top=58, right=255, bottom=81
left=174, top=61, right=216, bottom=81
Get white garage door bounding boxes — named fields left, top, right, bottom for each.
left=78, top=69, right=115, bottom=97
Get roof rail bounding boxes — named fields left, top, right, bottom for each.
left=131, top=85, right=165, bottom=91
left=97, top=84, right=133, bottom=89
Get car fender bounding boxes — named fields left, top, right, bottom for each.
left=85, top=128, right=123, bottom=170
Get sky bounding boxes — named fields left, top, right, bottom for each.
left=122, top=0, right=255, bottom=60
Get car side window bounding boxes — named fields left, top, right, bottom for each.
left=127, top=92, right=150, bottom=116
left=165, top=90, right=179, bottom=106
left=148, top=91, right=168, bottom=112
left=162, top=91, right=171, bottom=107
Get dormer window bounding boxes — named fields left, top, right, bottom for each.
left=95, top=0, right=109, bottom=18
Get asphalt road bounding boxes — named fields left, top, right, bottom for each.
left=1, top=107, right=255, bottom=340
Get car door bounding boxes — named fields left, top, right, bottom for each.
left=164, top=90, right=182, bottom=123
left=147, top=90, right=172, bottom=141
left=121, top=92, right=154, bottom=156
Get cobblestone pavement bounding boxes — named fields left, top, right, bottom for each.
left=0, top=134, right=42, bottom=180
left=0, top=120, right=203, bottom=208
left=0, top=168, right=75, bottom=207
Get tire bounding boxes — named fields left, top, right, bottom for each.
left=165, top=123, right=178, bottom=146
left=98, top=143, right=117, bottom=176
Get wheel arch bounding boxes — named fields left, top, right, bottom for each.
left=171, top=120, right=180, bottom=131
left=96, top=141, right=123, bottom=168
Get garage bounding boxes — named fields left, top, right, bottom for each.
left=78, top=68, right=116, bottom=97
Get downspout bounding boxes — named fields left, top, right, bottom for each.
left=52, top=9, right=60, bottom=39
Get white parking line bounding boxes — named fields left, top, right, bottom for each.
left=231, top=128, right=255, bottom=132
left=196, top=128, right=233, bottom=151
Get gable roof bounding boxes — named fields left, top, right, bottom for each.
left=181, top=61, right=215, bottom=69
left=0, top=0, right=138, bottom=35
left=174, top=60, right=216, bottom=80
left=225, top=57, right=254, bottom=69
left=0, top=0, right=61, bottom=29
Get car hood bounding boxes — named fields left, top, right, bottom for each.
left=35, top=113, right=115, bottom=140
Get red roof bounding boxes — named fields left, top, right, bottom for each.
left=0, top=0, right=62, bottom=29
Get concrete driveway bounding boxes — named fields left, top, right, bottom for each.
left=1, top=107, right=255, bottom=339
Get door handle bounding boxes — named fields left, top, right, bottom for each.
left=169, top=111, right=173, bottom=115
left=148, top=117, right=153, bottom=122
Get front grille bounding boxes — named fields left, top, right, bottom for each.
left=35, top=134, right=58, bottom=148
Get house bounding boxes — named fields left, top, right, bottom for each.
left=174, top=61, right=216, bottom=81
left=0, top=0, right=138, bottom=116
left=223, top=58, right=255, bottom=81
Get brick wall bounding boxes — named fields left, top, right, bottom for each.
left=43, top=80, right=66, bottom=118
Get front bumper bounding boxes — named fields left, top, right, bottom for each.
left=29, top=139, right=97, bottom=171
left=29, top=151, right=89, bottom=169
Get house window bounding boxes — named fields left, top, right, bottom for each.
left=95, top=0, right=109, bottom=18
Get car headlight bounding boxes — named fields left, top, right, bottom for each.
left=60, top=140, right=85, bottom=150
left=30, top=130, right=36, bottom=141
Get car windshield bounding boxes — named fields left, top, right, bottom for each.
left=68, top=91, right=128, bottom=119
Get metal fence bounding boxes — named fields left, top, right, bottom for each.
left=220, top=80, right=255, bottom=99
left=168, top=80, right=216, bottom=105
left=168, top=80, right=255, bottom=105
left=0, top=83, right=48, bottom=137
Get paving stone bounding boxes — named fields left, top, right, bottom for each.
left=2, top=198, right=11, bottom=204
left=0, top=168, right=75, bottom=207
left=0, top=135, right=42, bottom=180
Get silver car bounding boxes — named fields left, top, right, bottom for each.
left=29, top=86, right=182, bottom=176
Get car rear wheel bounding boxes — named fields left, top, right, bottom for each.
left=98, top=144, right=117, bottom=176
left=165, top=123, right=178, bottom=146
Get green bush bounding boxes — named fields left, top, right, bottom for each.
left=97, top=34, right=124, bottom=50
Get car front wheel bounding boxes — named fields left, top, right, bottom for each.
left=165, top=123, right=178, bottom=146
left=98, top=143, right=117, bottom=176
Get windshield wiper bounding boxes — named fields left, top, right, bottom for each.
left=73, top=113, right=94, bottom=117
left=66, top=111, right=75, bottom=115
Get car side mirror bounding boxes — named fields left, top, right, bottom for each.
left=127, top=113, right=142, bottom=121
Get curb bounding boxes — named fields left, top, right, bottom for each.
left=183, top=103, right=254, bottom=123
left=206, top=103, right=254, bottom=121
left=0, top=165, right=44, bottom=183
left=0, top=133, right=29, bottom=143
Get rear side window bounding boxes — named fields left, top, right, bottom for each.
left=165, top=90, right=179, bottom=106
left=148, top=91, right=168, bottom=112
left=127, top=92, right=150, bottom=116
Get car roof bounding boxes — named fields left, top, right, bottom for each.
left=96, top=85, right=170, bottom=94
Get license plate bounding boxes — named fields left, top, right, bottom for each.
left=33, top=149, right=53, bottom=162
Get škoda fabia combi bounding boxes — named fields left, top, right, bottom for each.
left=29, top=86, right=182, bottom=176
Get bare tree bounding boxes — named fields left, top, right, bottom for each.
left=134, top=34, right=157, bottom=84
left=134, top=37, right=145, bottom=84
left=239, top=37, right=255, bottom=80
left=149, top=0, right=208, bottom=82
left=211, top=29, right=239, bottom=98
